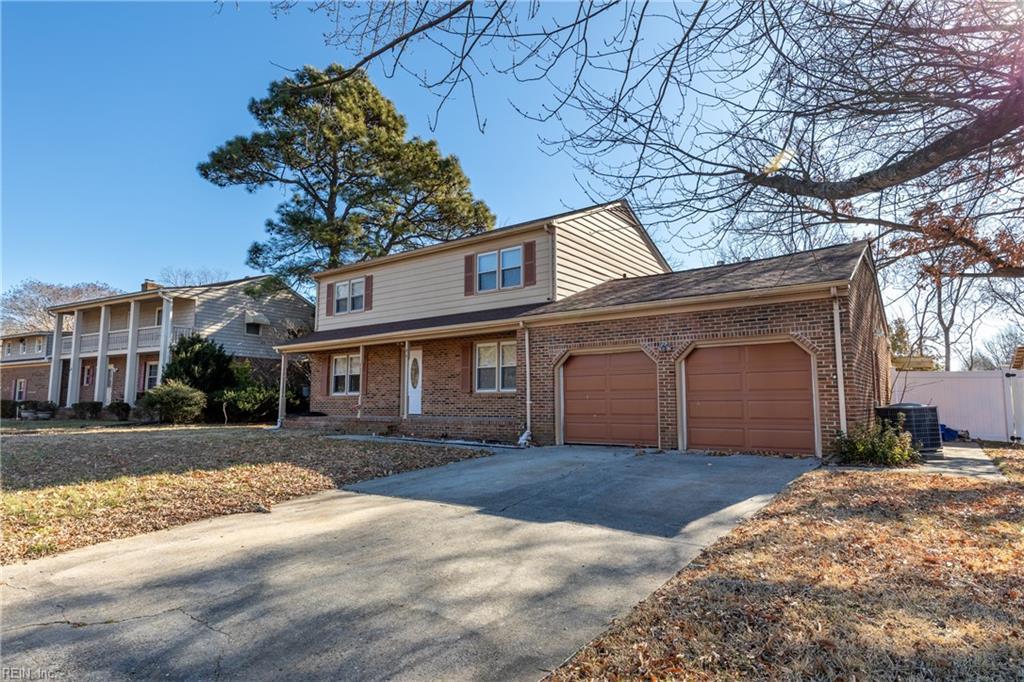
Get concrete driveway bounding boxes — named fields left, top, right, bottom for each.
left=2, top=446, right=815, bottom=681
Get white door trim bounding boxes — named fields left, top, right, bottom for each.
left=406, top=348, right=423, bottom=415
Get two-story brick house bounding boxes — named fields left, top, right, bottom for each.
left=43, top=276, right=313, bottom=407
left=277, top=201, right=890, bottom=456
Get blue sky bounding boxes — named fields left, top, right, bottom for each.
left=2, top=1, right=640, bottom=293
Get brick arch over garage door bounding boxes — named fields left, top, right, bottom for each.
left=682, top=341, right=816, bottom=455
left=561, top=350, right=658, bottom=446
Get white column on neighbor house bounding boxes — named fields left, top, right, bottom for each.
left=123, top=300, right=141, bottom=406
left=46, top=312, right=66, bottom=403
left=93, top=305, right=111, bottom=405
left=65, top=310, right=84, bottom=407
left=156, top=296, right=174, bottom=384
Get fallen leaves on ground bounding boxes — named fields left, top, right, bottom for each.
left=1, top=426, right=487, bottom=563
left=984, top=440, right=1024, bottom=484
left=550, top=463, right=1024, bottom=681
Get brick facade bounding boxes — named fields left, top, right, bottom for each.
left=293, top=284, right=887, bottom=453
left=302, top=332, right=524, bottom=442
left=1, top=363, right=50, bottom=402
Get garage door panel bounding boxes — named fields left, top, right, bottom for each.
left=563, top=351, right=658, bottom=446
left=746, top=370, right=812, bottom=392
left=746, top=399, right=813, bottom=420
left=687, top=400, right=744, bottom=419
left=686, top=342, right=815, bottom=454
left=688, top=427, right=746, bottom=448
left=687, top=372, right=743, bottom=392
left=746, top=428, right=814, bottom=451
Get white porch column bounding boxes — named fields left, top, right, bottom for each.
left=123, top=300, right=141, bottom=406
left=277, top=353, right=289, bottom=427
left=156, top=296, right=174, bottom=384
left=46, top=312, right=65, bottom=403
left=93, top=305, right=111, bottom=405
left=65, top=310, right=84, bottom=407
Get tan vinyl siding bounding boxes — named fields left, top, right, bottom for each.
left=316, top=227, right=553, bottom=332
left=554, top=206, right=668, bottom=299
left=187, top=282, right=313, bottom=359
left=0, top=334, right=50, bottom=363
left=108, top=304, right=131, bottom=330
left=139, top=300, right=164, bottom=327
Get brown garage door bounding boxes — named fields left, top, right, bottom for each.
left=685, top=342, right=815, bottom=454
left=563, top=351, right=658, bottom=446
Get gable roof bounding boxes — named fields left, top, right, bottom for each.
left=47, top=275, right=312, bottom=313
left=522, top=240, right=869, bottom=317
left=311, top=199, right=670, bottom=280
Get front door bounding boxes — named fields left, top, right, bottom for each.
left=105, top=364, right=115, bottom=404
left=407, top=349, right=423, bottom=415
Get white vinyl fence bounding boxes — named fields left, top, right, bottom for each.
left=890, top=369, right=1024, bottom=443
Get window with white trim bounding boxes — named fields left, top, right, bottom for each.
left=331, top=354, right=361, bottom=395
left=500, top=246, right=522, bottom=288
left=145, top=362, right=160, bottom=390
left=4, top=343, right=10, bottom=356
left=475, top=341, right=516, bottom=392
left=19, top=340, right=26, bottom=354
left=14, top=379, right=27, bottom=401
left=155, top=308, right=163, bottom=326
left=35, top=338, right=43, bottom=353
left=333, top=278, right=365, bottom=314
left=477, top=252, right=498, bottom=292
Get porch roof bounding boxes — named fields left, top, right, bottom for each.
left=276, top=303, right=544, bottom=351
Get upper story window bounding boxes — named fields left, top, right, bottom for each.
left=245, top=323, right=262, bottom=336
left=334, top=277, right=365, bottom=314
left=4, top=342, right=11, bottom=356
left=19, top=340, right=26, bottom=354
left=476, top=246, right=523, bottom=293
left=35, top=338, right=43, bottom=353
left=155, top=308, right=163, bottom=326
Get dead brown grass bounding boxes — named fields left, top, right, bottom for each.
left=1, top=426, right=487, bottom=564
left=984, top=440, right=1024, bottom=484
left=550, top=468, right=1024, bottom=681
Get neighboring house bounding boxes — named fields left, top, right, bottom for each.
left=44, top=276, right=313, bottom=407
left=1, top=331, right=58, bottom=403
left=277, top=200, right=890, bottom=457
left=1012, top=345, right=1024, bottom=370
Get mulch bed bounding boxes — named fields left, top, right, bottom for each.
left=1, top=426, right=488, bottom=563
left=550, top=463, right=1024, bottom=680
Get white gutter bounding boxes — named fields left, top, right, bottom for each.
left=521, top=322, right=532, bottom=434
left=831, top=286, right=848, bottom=433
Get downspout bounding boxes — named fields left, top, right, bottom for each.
left=401, top=340, right=410, bottom=420
left=831, top=286, right=848, bottom=433
left=519, top=321, right=532, bottom=446
left=357, top=344, right=365, bottom=419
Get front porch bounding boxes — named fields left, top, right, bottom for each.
left=283, top=332, right=525, bottom=443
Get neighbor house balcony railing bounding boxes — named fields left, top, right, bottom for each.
left=60, top=326, right=197, bottom=355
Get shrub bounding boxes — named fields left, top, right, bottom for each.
left=833, top=415, right=919, bottom=466
left=162, top=334, right=236, bottom=395
left=71, top=401, right=103, bottom=420
left=36, top=401, right=57, bottom=413
left=106, top=400, right=132, bottom=421
left=140, top=380, right=207, bottom=424
left=0, top=400, right=16, bottom=419
left=216, top=383, right=279, bottom=423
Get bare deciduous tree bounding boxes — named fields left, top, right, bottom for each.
left=0, top=280, right=121, bottom=334
left=275, top=0, right=1024, bottom=277
left=158, top=267, right=233, bottom=287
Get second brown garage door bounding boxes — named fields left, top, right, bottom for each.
left=685, top=342, right=815, bottom=454
left=563, top=351, right=658, bottom=446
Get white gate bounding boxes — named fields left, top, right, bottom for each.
left=890, top=369, right=1024, bottom=442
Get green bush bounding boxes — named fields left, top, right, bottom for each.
left=162, top=334, right=236, bottom=395
left=36, top=401, right=57, bottom=413
left=140, top=380, right=207, bottom=424
left=216, top=383, right=279, bottom=423
left=0, top=400, right=16, bottom=418
left=833, top=415, right=919, bottom=466
left=72, top=401, right=103, bottom=419
left=107, top=400, right=132, bottom=421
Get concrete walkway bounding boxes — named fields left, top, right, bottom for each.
left=916, top=441, right=1006, bottom=480
left=1, top=446, right=814, bottom=681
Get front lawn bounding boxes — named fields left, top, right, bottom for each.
left=552, top=460, right=1024, bottom=679
left=1, top=426, right=487, bottom=563
left=0, top=418, right=135, bottom=434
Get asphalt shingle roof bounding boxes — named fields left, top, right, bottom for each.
left=521, top=240, right=869, bottom=316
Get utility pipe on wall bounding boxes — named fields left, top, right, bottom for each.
left=831, top=286, right=848, bottom=433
